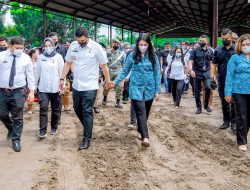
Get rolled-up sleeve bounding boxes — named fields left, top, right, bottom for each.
left=225, top=55, right=236, bottom=96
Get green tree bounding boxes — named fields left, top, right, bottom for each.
left=0, top=2, right=8, bottom=34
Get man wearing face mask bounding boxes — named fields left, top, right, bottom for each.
left=0, top=36, right=8, bottom=52
left=160, top=42, right=172, bottom=93
left=211, top=28, right=236, bottom=130
left=0, top=36, right=35, bottom=152
left=102, top=39, right=124, bottom=108
left=188, top=34, right=213, bottom=114
left=60, top=27, right=111, bottom=150
left=48, top=32, right=67, bottom=60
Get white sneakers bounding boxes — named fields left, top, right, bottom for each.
left=239, top=145, right=247, bottom=151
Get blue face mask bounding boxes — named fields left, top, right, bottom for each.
left=176, top=52, right=182, bottom=58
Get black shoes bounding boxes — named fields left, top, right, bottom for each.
left=196, top=106, right=211, bottom=114
left=38, top=131, right=47, bottom=139
left=12, top=141, right=21, bottom=152
left=102, top=99, right=107, bottom=106
left=93, top=107, right=100, bottom=113
left=78, top=139, right=90, bottom=150
left=196, top=108, right=202, bottom=114
left=231, top=123, right=236, bottom=131
left=204, top=106, right=212, bottom=112
left=50, top=129, right=57, bottom=136
left=220, top=122, right=230, bottom=129
left=115, top=103, right=123, bottom=109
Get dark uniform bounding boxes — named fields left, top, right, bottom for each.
left=212, top=45, right=236, bottom=127
left=189, top=47, right=213, bottom=110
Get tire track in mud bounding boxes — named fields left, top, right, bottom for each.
left=148, top=97, right=250, bottom=190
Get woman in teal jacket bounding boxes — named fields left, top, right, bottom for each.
left=225, top=34, right=250, bottom=151
left=111, top=34, right=161, bottom=147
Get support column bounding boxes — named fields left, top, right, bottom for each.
left=212, top=0, right=218, bottom=48
left=130, top=29, right=133, bottom=44
left=94, top=21, right=97, bottom=41
left=121, top=28, right=124, bottom=41
left=42, top=0, right=47, bottom=39
left=110, top=25, right=112, bottom=44
left=73, top=15, right=76, bottom=37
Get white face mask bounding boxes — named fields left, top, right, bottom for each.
left=13, top=49, right=23, bottom=57
left=242, top=46, right=250, bottom=54
left=44, top=47, right=54, bottom=55
left=124, top=49, right=131, bottom=53
left=139, top=45, right=148, bottom=53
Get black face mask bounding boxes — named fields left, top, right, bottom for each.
left=232, top=41, right=236, bottom=45
left=54, top=41, right=58, bottom=46
left=113, top=46, right=119, bottom=50
left=199, top=42, right=206, bottom=48
left=222, top=40, right=231, bottom=47
left=78, top=41, right=87, bottom=48
left=0, top=47, right=7, bottom=52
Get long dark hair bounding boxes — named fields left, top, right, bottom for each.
left=133, top=34, right=156, bottom=68
left=172, top=47, right=185, bottom=65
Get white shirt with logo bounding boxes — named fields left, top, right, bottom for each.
left=65, top=39, right=108, bottom=91
left=0, top=49, right=35, bottom=90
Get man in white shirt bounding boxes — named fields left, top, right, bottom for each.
left=0, top=36, right=35, bottom=152
left=60, top=27, right=111, bottom=150
left=0, top=36, right=8, bottom=52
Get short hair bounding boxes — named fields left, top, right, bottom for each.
left=200, top=34, right=208, bottom=39
left=75, top=27, right=89, bottom=38
left=48, top=32, right=58, bottom=37
left=184, top=41, right=190, bottom=46
left=235, top=34, right=250, bottom=54
left=164, top=42, right=170, bottom=46
left=0, top=36, right=8, bottom=42
left=232, top=32, right=239, bottom=39
left=112, top=39, right=120, bottom=43
left=221, top=28, right=232, bottom=36
left=10, top=36, right=25, bottom=45
left=123, top=42, right=130, bottom=47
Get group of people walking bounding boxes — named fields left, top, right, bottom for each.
left=0, top=26, right=249, bottom=152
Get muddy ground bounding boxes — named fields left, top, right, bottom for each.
left=0, top=87, right=250, bottom=190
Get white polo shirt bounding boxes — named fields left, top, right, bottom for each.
left=35, top=53, right=64, bottom=93
left=65, top=39, right=108, bottom=91
left=0, top=49, right=35, bottom=90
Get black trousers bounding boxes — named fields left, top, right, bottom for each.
left=218, top=84, right=235, bottom=124
left=0, top=87, right=26, bottom=142
left=73, top=89, right=97, bottom=141
left=39, top=92, right=61, bottom=133
left=232, top=93, right=250, bottom=145
left=189, top=76, right=195, bottom=96
left=170, top=79, right=184, bottom=107
left=132, top=98, right=153, bottom=139
left=122, top=80, right=130, bottom=101
left=130, top=101, right=137, bottom=125
left=194, top=77, right=211, bottom=108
